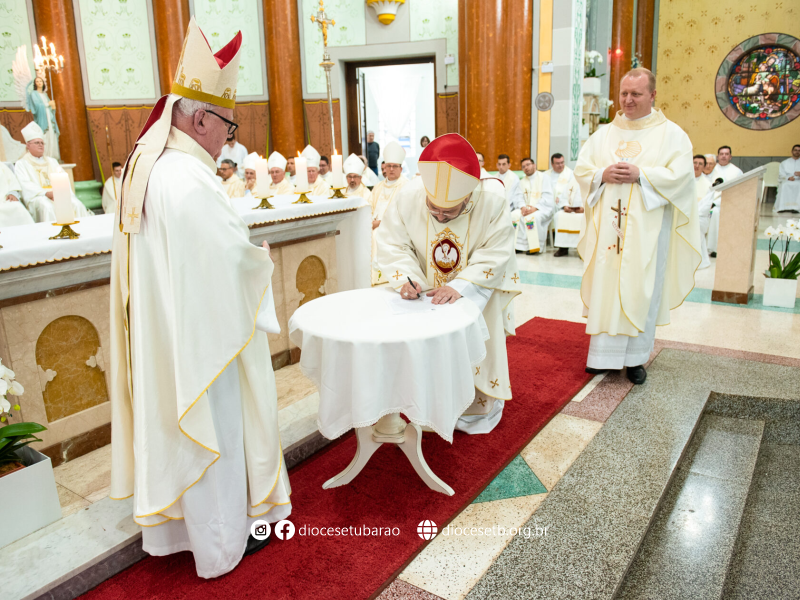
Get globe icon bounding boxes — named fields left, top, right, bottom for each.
left=417, top=520, right=438, bottom=540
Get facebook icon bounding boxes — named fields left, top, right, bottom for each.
left=275, top=520, right=295, bottom=540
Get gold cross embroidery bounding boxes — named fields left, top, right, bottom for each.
left=475, top=366, right=480, bottom=375
left=392, top=270, right=402, bottom=280
left=477, top=397, right=487, bottom=407
left=511, top=273, right=519, bottom=283
left=126, top=207, right=139, bottom=225
left=490, top=378, right=499, bottom=388
left=483, top=268, right=493, bottom=279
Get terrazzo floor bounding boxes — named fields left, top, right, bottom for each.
left=33, top=203, right=800, bottom=600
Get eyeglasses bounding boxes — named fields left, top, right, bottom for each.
left=205, top=110, right=239, bottom=136
left=426, top=201, right=466, bottom=219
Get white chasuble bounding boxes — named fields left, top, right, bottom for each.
left=376, top=178, right=522, bottom=401
left=14, top=153, right=92, bottom=222
left=511, top=172, right=555, bottom=252
left=346, top=182, right=371, bottom=200
left=102, top=176, right=122, bottom=214
left=776, top=157, right=800, bottom=213
left=269, top=177, right=295, bottom=196
left=575, top=109, right=700, bottom=339
left=310, top=176, right=331, bottom=198
left=109, top=128, right=291, bottom=535
left=369, top=175, right=409, bottom=285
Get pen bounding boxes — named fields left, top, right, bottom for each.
left=407, top=276, right=422, bottom=300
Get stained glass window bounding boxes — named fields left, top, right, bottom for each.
left=727, top=46, right=800, bottom=121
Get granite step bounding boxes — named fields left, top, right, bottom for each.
left=721, top=443, right=800, bottom=599
left=615, top=415, right=765, bottom=600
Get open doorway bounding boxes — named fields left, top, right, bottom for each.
left=345, top=58, right=436, bottom=178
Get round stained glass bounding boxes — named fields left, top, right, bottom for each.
left=716, top=34, right=800, bottom=130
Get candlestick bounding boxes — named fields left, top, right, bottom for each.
left=294, top=155, right=310, bottom=193
left=330, top=152, right=344, bottom=188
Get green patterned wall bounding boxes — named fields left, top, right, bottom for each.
left=409, top=0, right=458, bottom=86
left=77, top=0, right=157, bottom=101
left=0, top=0, right=34, bottom=103
left=193, top=0, right=265, bottom=97
left=302, top=0, right=366, bottom=94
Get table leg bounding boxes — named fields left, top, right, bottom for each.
left=322, top=414, right=454, bottom=496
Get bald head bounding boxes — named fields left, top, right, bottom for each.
left=619, top=68, right=657, bottom=119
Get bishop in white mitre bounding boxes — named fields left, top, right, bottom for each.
left=775, top=144, right=800, bottom=213
left=575, top=69, right=700, bottom=385
left=344, top=153, right=371, bottom=199
left=369, top=141, right=409, bottom=285
left=266, top=151, right=295, bottom=196
left=0, top=162, right=34, bottom=227
left=511, top=157, right=555, bottom=254
left=15, top=122, right=92, bottom=223
left=693, top=154, right=712, bottom=269
left=301, top=145, right=332, bottom=197
left=546, top=154, right=583, bottom=256
left=241, top=152, right=258, bottom=198
left=377, top=134, right=521, bottom=434
left=101, top=162, right=123, bottom=214
left=706, top=146, right=744, bottom=254
left=109, top=19, right=290, bottom=579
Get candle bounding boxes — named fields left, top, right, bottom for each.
left=294, top=154, right=310, bottom=193
left=58, top=55, right=64, bottom=68
left=49, top=42, right=55, bottom=56
left=41, top=36, right=46, bottom=47
left=50, top=172, right=74, bottom=224
left=254, top=156, right=270, bottom=198
left=33, top=45, right=42, bottom=61
left=331, top=151, right=344, bottom=188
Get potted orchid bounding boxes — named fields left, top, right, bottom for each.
left=763, top=220, right=799, bottom=308
left=0, top=359, right=62, bottom=548
left=584, top=50, right=604, bottom=96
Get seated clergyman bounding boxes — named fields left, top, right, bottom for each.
left=376, top=133, right=522, bottom=434
left=219, top=158, right=245, bottom=198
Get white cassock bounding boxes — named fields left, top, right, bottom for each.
left=695, top=175, right=712, bottom=269
left=1, top=125, right=26, bottom=163
left=268, top=177, right=295, bottom=196
left=101, top=175, right=122, bottom=214
left=575, top=109, right=700, bottom=370
left=369, top=175, right=409, bottom=285
left=346, top=182, right=371, bottom=200
left=320, top=171, right=332, bottom=182
left=547, top=167, right=583, bottom=248
left=501, top=170, right=522, bottom=207
left=14, top=153, right=92, bottom=222
left=707, top=162, right=744, bottom=253
left=775, top=157, right=800, bottom=213
left=0, top=162, right=35, bottom=227
left=216, top=141, right=248, bottom=175
left=109, top=128, right=291, bottom=579
left=377, top=177, right=522, bottom=433
left=511, top=172, right=555, bottom=252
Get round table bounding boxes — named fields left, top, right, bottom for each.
left=288, top=287, right=489, bottom=495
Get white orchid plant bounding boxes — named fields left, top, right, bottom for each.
left=764, top=220, right=800, bottom=280
left=585, top=50, right=604, bottom=78
left=0, top=359, right=46, bottom=470
left=0, top=358, right=24, bottom=421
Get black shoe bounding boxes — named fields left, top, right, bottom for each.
left=709, top=252, right=717, bottom=258
left=244, top=533, right=271, bottom=556
left=554, top=248, right=569, bottom=257
left=627, top=365, right=647, bottom=385
left=585, top=367, right=607, bottom=375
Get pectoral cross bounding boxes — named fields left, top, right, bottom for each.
left=310, top=0, right=335, bottom=47
left=610, top=199, right=624, bottom=254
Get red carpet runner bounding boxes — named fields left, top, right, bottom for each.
left=82, top=317, right=590, bottom=600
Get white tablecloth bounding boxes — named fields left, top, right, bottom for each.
left=0, top=195, right=369, bottom=273
left=288, top=287, right=490, bottom=443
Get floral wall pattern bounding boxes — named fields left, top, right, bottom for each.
left=0, top=0, right=35, bottom=103
left=302, top=0, right=366, bottom=94
left=76, top=0, right=157, bottom=101
left=656, top=0, right=799, bottom=156
left=409, top=0, right=459, bottom=87
left=194, top=0, right=265, bottom=98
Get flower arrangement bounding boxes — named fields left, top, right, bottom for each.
left=584, top=50, right=604, bottom=78
left=764, top=220, right=799, bottom=280
left=599, top=98, right=614, bottom=111
left=0, top=359, right=46, bottom=473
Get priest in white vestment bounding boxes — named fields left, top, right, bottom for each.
left=219, top=158, right=246, bottom=198
left=15, top=122, right=92, bottom=223
left=377, top=133, right=521, bottom=434
left=109, top=19, right=290, bottom=579
left=497, top=154, right=525, bottom=212
left=693, top=154, right=712, bottom=269
left=707, top=145, right=744, bottom=254
left=369, top=141, right=409, bottom=285
left=301, top=145, right=332, bottom=197
left=101, top=162, right=123, bottom=214
left=1, top=125, right=26, bottom=163
left=477, top=152, right=491, bottom=179
left=287, top=156, right=296, bottom=184
left=216, top=133, right=247, bottom=176
left=344, top=153, right=371, bottom=199
left=703, top=154, right=716, bottom=180
left=319, top=155, right=332, bottom=182
left=546, top=154, right=583, bottom=256
left=511, top=157, right=555, bottom=254
left=575, top=68, right=700, bottom=385
left=775, top=145, right=800, bottom=213
left=0, top=162, right=34, bottom=227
